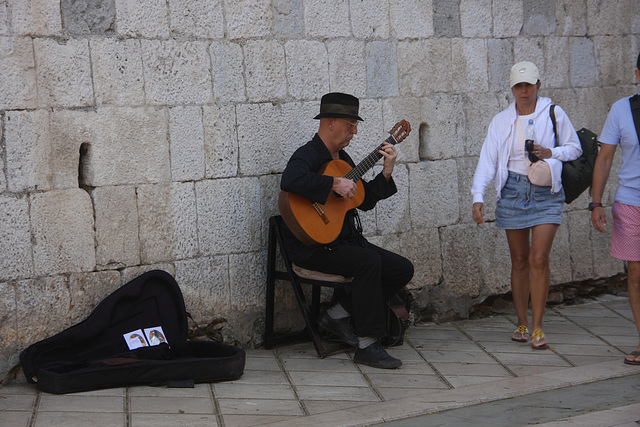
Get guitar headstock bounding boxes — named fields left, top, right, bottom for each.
left=388, top=120, right=411, bottom=144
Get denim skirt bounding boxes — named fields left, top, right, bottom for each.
left=495, top=171, right=565, bottom=230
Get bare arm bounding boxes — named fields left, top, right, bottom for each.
left=590, top=143, right=617, bottom=232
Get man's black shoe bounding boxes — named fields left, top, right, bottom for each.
left=354, top=342, right=402, bottom=369
left=317, top=313, right=358, bottom=347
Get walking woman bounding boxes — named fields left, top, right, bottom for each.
left=471, top=62, right=582, bottom=349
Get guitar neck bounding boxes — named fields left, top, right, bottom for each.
left=344, top=134, right=398, bottom=182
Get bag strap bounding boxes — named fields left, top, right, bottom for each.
left=629, top=94, right=640, bottom=146
left=549, top=104, right=558, bottom=147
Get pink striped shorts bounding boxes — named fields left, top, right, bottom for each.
left=611, top=201, right=640, bottom=262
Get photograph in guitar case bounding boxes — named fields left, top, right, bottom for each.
left=278, top=92, right=414, bottom=369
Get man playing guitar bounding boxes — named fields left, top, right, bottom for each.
left=279, top=92, right=414, bottom=369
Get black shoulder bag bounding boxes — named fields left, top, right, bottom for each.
left=549, top=105, right=600, bottom=204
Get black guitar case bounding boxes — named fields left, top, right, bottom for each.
left=20, top=270, right=245, bottom=394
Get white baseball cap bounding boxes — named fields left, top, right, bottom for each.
left=510, top=61, right=540, bottom=88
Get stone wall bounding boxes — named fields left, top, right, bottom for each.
left=1, top=0, right=639, bottom=382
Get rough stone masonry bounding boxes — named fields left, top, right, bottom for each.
left=0, top=0, right=639, bottom=383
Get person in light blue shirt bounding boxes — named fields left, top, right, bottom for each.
left=591, top=52, right=640, bottom=365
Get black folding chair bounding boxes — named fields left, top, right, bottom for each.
left=264, top=215, right=352, bottom=357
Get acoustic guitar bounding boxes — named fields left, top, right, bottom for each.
left=279, top=120, right=411, bottom=246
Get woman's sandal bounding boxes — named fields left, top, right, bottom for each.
left=531, top=328, right=548, bottom=350
left=511, top=325, right=530, bottom=342
left=624, top=350, right=640, bottom=365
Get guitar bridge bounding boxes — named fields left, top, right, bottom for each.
left=312, top=202, right=330, bottom=224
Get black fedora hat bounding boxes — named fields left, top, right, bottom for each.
left=314, top=92, right=364, bottom=121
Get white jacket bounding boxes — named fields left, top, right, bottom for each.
left=471, top=96, right=582, bottom=203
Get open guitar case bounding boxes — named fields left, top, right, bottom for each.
left=20, top=270, right=245, bottom=394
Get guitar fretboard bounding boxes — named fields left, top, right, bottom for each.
left=344, top=134, right=398, bottom=182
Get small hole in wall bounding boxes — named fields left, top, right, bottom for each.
left=78, top=143, right=93, bottom=191
left=418, top=122, right=430, bottom=160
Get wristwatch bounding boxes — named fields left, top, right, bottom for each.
left=588, top=202, right=603, bottom=211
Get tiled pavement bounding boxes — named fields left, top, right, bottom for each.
left=1, top=295, right=639, bottom=426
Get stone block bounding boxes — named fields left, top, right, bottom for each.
left=8, top=108, right=84, bottom=191
left=30, top=189, right=96, bottom=276
left=409, top=160, right=459, bottom=228
left=68, top=271, right=121, bottom=323
left=0, top=196, right=33, bottom=281
left=169, top=0, right=224, bottom=38
left=5, top=110, right=52, bottom=192
left=10, top=0, right=63, bottom=36
left=460, top=0, right=492, bottom=37
left=566, top=211, right=593, bottom=281
left=327, top=39, right=367, bottom=99
left=0, top=281, right=16, bottom=358
left=34, top=38, right=93, bottom=108
left=53, top=106, right=170, bottom=187
left=141, top=40, right=212, bottom=105
left=137, top=182, right=199, bottom=264
left=0, top=37, right=37, bottom=109
left=0, top=119, right=5, bottom=193
left=434, top=0, right=461, bottom=37
left=587, top=0, right=636, bottom=36
left=463, top=92, right=502, bottom=157
left=203, top=104, right=238, bottom=179
left=229, top=251, right=265, bottom=309
left=91, top=38, right=145, bottom=106
left=399, top=228, right=442, bottom=288
left=196, top=177, right=262, bottom=255
left=280, top=100, right=319, bottom=160
left=260, top=174, right=282, bottom=244
left=452, top=38, right=489, bottom=93
left=382, top=97, right=422, bottom=163
left=304, top=0, right=350, bottom=37
left=440, top=224, right=481, bottom=298
left=15, top=276, right=71, bottom=345
left=487, top=38, right=514, bottom=92
left=397, top=39, right=452, bottom=96
left=555, top=0, right=587, bottom=36
left=272, top=0, right=303, bottom=38
left=285, top=40, right=329, bottom=100
left=237, top=101, right=317, bottom=175
left=593, top=36, right=629, bottom=86
left=492, top=0, right=523, bottom=38
left=244, top=40, right=287, bottom=102
left=92, top=185, right=140, bottom=268
left=522, top=0, right=555, bottom=36
left=169, top=106, right=206, bottom=182
left=175, top=256, right=230, bottom=320
left=61, top=0, right=116, bottom=35
left=225, top=0, right=272, bottom=38
left=351, top=0, right=389, bottom=39
left=236, top=103, right=287, bottom=176
left=371, top=163, right=410, bottom=234
left=390, top=0, right=433, bottom=39
left=420, top=94, right=466, bottom=160
left=543, top=37, right=570, bottom=89
left=366, top=41, right=398, bottom=98
left=0, top=2, right=9, bottom=35
left=569, top=37, right=596, bottom=87
left=115, top=0, right=169, bottom=38
left=210, top=41, right=246, bottom=103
